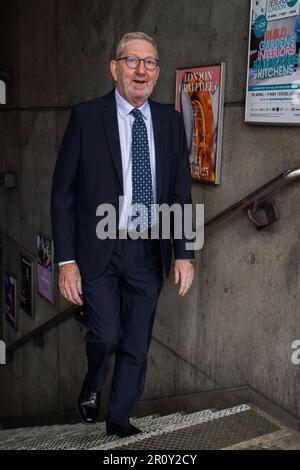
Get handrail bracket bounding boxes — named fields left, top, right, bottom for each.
left=245, top=199, right=279, bottom=230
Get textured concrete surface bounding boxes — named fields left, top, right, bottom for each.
left=198, top=181, right=300, bottom=415
left=18, top=1, right=58, bottom=108
left=241, top=433, right=300, bottom=450
left=1, top=0, right=300, bottom=429
left=0, top=0, right=19, bottom=108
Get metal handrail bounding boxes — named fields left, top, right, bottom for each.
left=6, top=304, right=83, bottom=355
left=205, top=168, right=300, bottom=228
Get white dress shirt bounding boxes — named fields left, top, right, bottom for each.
left=115, top=88, right=156, bottom=229
left=59, top=88, right=157, bottom=266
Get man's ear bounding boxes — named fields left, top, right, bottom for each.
left=156, top=66, right=160, bottom=81
left=110, top=60, right=117, bottom=82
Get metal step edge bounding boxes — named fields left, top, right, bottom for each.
left=0, top=411, right=198, bottom=442
left=0, top=410, right=217, bottom=450
left=94, top=404, right=251, bottom=450
left=0, top=406, right=239, bottom=446
left=135, top=409, right=215, bottom=428
left=0, top=405, right=250, bottom=450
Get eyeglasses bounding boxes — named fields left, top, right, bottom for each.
left=116, top=56, right=159, bottom=70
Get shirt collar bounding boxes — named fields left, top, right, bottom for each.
left=115, top=88, right=150, bottom=120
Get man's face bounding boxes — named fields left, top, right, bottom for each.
left=110, top=39, right=160, bottom=107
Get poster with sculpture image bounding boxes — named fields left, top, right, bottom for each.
left=246, top=0, right=300, bottom=124
left=37, top=234, right=54, bottom=304
left=175, top=64, right=226, bottom=184
left=4, top=273, right=17, bottom=329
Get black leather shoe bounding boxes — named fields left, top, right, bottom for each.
left=106, top=419, right=142, bottom=438
left=77, top=377, right=100, bottom=424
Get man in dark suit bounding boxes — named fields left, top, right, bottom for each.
left=51, top=32, right=194, bottom=438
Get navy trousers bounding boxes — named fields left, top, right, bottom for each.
left=82, top=236, right=163, bottom=427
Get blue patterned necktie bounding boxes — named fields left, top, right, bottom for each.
left=131, top=108, right=154, bottom=232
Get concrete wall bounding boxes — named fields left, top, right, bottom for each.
left=1, top=0, right=300, bottom=427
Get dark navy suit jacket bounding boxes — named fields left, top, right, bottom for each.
left=51, top=90, right=194, bottom=280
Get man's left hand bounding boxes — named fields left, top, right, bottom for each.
left=174, top=260, right=194, bottom=296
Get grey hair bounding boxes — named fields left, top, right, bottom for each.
left=115, top=32, right=158, bottom=59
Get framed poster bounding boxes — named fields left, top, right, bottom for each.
left=245, top=0, right=300, bottom=124
left=3, top=273, right=17, bottom=329
left=19, top=254, right=34, bottom=317
left=175, top=63, right=226, bottom=184
left=37, top=233, right=54, bottom=304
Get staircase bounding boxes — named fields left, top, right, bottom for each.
left=0, top=404, right=299, bottom=450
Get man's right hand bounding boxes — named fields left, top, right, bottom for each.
left=59, top=262, right=83, bottom=305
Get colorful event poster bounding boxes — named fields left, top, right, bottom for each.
left=37, top=234, right=54, bottom=304
left=19, top=254, right=34, bottom=317
left=4, top=273, right=17, bottom=329
left=246, top=0, right=300, bottom=124
left=175, top=64, right=226, bottom=184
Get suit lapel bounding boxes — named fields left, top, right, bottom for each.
left=149, top=99, right=165, bottom=203
left=100, top=90, right=124, bottom=193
